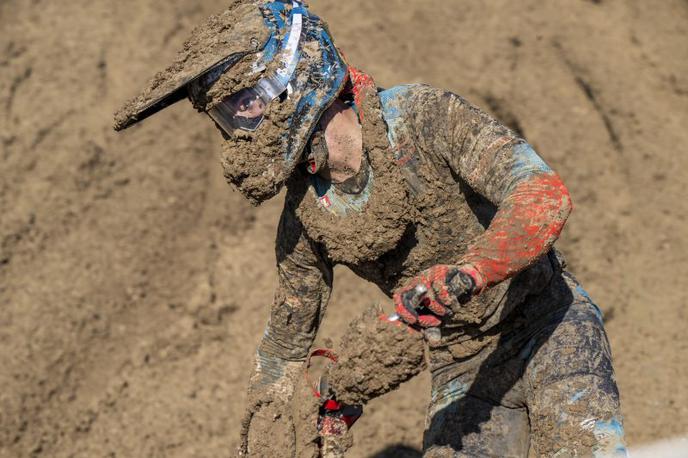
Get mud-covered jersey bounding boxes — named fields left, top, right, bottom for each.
left=259, top=83, right=571, bottom=363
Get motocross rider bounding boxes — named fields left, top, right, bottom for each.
left=114, top=1, right=627, bottom=456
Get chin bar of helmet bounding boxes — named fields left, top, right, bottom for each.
left=208, top=1, right=305, bottom=133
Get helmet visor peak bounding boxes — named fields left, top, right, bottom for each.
left=205, top=1, right=304, bottom=134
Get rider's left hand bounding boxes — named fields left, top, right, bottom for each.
left=393, top=265, right=476, bottom=328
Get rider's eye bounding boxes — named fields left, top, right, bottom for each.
left=239, top=97, right=253, bottom=111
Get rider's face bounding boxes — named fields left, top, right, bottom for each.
left=230, top=89, right=267, bottom=119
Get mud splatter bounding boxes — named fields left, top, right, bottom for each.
left=290, top=85, right=413, bottom=264
left=240, top=357, right=303, bottom=457
left=219, top=95, right=299, bottom=205
left=187, top=7, right=351, bottom=205
left=327, top=307, right=426, bottom=406
left=291, top=377, right=321, bottom=458
left=240, top=398, right=296, bottom=457
left=114, top=0, right=268, bottom=130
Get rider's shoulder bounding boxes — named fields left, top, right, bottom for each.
left=379, top=83, right=436, bottom=103
left=379, top=84, right=468, bottom=115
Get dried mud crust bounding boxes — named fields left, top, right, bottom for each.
left=188, top=53, right=264, bottom=112
left=204, top=23, right=349, bottom=205
left=177, top=1, right=299, bottom=206
left=240, top=398, right=296, bottom=458
left=240, top=359, right=355, bottom=458
left=327, top=307, right=426, bottom=406
left=114, top=0, right=268, bottom=130
left=290, top=87, right=413, bottom=264
left=220, top=95, right=298, bottom=205
left=290, top=379, right=321, bottom=458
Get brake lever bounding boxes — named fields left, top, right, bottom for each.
left=387, top=284, right=428, bottom=322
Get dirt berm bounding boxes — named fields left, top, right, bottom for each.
left=0, top=0, right=686, bottom=456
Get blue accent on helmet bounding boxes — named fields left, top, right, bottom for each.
left=258, top=33, right=280, bottom=65
left=255, top=1, right=296, bottom=70
left=262, top=1, right=288, bottom=29
left=251, top=2, right=349, bottom=166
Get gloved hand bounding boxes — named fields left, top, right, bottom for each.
left=393, top=264, right=477, bottom=327
left=238, top=351, right=303, bottom=456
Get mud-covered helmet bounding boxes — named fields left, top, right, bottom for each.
left=114, top=0, right=349, bottom=204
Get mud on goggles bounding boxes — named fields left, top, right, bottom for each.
left=207, top=1, right=304, bottom=133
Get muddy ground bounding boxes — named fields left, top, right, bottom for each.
left=1, top=0, right=687, bottom=456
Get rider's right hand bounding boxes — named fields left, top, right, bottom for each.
left=238, top=352, right=302, bottom=456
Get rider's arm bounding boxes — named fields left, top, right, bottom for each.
left=430, top=89, right=572, bottom=292
left=254, top=205, right=333, bottom=385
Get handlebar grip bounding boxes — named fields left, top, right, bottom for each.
left=402, top=284, right=428, bottom=313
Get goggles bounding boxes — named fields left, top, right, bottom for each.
left=207, top=1, right=304, bottom=133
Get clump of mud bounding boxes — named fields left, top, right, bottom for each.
left=240, top=306, right=425, bottom=455
left=291, top=86, right=414, bottom=264
left=114, top=0, right=268, bottom=130
left=240, top=398, right=296, bottom=457
left=327, top=306, right=426, bottom=405
left=187, top=53, right=265, bottom=112
left=319, top=430, right=354, bottom=458
left=219, top=95, right=298, bottom=205
left=195, top=20, right=348, bottom=206
left=291, top=386, right=321, bottom=458
left=240, top=360, right=356, bottom=457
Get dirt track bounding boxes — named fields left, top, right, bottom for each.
left=1, top=0, right=687, bottom=456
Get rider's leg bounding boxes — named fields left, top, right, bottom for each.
left=423, top=394, right=529, bottom=457
left=422, top=357, right=530, bottom=457
left=524, top=272, right=627, bottom=457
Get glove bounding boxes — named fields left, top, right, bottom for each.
left=239, top=352, right=302, bottom=456
left=393, top=264, right=476, bottom=328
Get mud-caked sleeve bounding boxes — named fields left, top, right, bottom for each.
left=258, top=206, right=334, bottom=362
left=414, top=88, right=572, bottom=290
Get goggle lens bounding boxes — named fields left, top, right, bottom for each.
left=208, top=88, right=269, bottom=132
